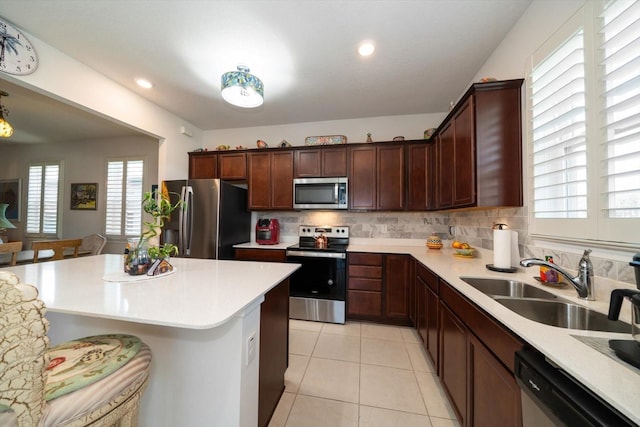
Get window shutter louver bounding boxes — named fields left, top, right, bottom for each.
left=105, top=159, right=144, bottom=237
left=531, top=30, right=588, bottom=219
left=600, top=0, right=640, bottom=219
left=26, top=163, right=60, bottom=235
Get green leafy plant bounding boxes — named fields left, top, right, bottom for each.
left=139, top=190, right=184, bottom=259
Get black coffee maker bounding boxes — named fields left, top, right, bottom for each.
left=607, top=253, right=640, bottom=368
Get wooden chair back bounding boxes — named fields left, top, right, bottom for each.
left=0, top=241, right=23, bottom=266
left=31, top=239, right=83, bottom=263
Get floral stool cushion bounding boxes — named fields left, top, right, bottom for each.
left=43, top=339, right=151, bottom=426
left=45, top=334, right=142, bottom=401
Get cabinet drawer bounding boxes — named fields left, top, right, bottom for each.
left=349, top=253, right=382, bottom=266
left=348, top=277, right=382, bottom=291
left=235, top=248, right=286, bottom=263
left=349, top=265, right=382, bottom=279
left=347, top=290, right=382, bottom=317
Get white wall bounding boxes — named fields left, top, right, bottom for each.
left=5, top=30, right=202, bottom=181
left=1, top=136, right=158, bottom=247
left=202, top=113, right=446, bottom=149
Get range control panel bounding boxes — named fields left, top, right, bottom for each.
left=298, top=225, right=349, bottom=238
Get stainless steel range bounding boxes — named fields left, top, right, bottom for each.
left=286, top=225, right=349, bottom=324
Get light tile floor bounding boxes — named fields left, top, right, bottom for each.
left=268, top=320, right=461, bottom=427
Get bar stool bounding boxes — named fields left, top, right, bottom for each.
left=0, top=271, right=152, bottom=426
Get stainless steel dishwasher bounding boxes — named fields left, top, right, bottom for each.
left=515, top=348, right=635, bottom=427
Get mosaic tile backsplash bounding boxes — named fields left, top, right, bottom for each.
left=260, top=207, right=637, bottom=286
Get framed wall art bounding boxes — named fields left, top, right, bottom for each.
left=0, top=178, right=21, bottom=220
left=70, top=183, right=98, bottom=210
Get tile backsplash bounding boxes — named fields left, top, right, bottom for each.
left=259, top=207, right=637, bottom=286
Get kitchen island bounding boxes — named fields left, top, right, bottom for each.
left=3, top=254, right=300, bottom=427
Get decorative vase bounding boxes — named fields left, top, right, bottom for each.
left=426, top=233, right=443, bottom=250
left=124, top=238, right=152, bottom=275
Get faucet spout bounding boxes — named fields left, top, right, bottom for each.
left=520, top=250, right=595, bottom=301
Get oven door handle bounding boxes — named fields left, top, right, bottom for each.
left=286, top=250, right=346, bottom=259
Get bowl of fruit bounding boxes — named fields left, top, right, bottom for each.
left=451, top=241, right=475, bottom=257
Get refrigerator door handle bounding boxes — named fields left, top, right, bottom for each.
left=179, top=186, right=194, bottom=256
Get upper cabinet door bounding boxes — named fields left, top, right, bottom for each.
left=189, top=152, right=218, bottom=179
left=270, top=151, right=294, bottom=210
left=218, top=153, right=247, bottom=181
left=349, top=146, right=377, bottom=210
left=377, top=145, right=405, bottom=210
left=452, top=97, right=475, bottom=208
left=294, top=147, right=347, bottom=178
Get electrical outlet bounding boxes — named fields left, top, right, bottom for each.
left=380, top=224, right=387, bottom=233
left=246, top=332, right=256, bottom=366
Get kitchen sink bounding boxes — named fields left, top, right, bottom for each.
left=494, top=298, right=631, bottom=333
left=460, top=277, right=560, bottom=300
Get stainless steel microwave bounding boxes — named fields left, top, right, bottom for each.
left=293, top=177, right=348, bottom=210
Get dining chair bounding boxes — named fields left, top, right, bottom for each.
left=79, top=233, right=107, bottom=255
left=0, top=241, right=22, bottom=266
left=0, top=271, right=152, bottom=427
left=31, top=238, right=83, bottom=262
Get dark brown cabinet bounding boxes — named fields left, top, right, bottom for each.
left=383, top=254, right=411, bottom=323
left=439, top=301, right=468, bottom=426
left=347, top=252, right=383, bottom=318
left=248, top=151, right=294, bottom=210
left=407, top=142, right=435, bottom=211
left=235, top=248, right=286, bottom=262
left=377, top=145, right=405, bottom=210
left=218, top=152, right=247, bottom=180
left=347, top=252, right=411, bottom=324
left=437, top=98, right=474, bottom=209
left=415, top=263, right=440, bottom=366
left=349, top=144, right=405, bottom=211
left=189, top=152, right=218, bottom=179
left=348, top=146, right=377, bottom=210
left=294, top=147, right=347, bottom=177
left=469, top=333, right=522, bottom=427
left=436, top=278, right=524, bottom=427
left=434, top=79, right=524, bottom=210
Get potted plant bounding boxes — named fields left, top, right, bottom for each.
left=125, top=190, right=184, bottom=275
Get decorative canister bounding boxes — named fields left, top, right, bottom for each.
left=426, top=233, right=443, bottom=250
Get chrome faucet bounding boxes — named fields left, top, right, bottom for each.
left=520, top=249, right=595, bottom=300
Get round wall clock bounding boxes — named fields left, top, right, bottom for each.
left=0, top=17, right=38, bottom=75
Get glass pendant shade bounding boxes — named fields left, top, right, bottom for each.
left=221, top=66, right=264, bottom=108
left=0, top=112, right=13, bottom=138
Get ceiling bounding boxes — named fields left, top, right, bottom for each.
left=0, top=0, right=532, bottom=145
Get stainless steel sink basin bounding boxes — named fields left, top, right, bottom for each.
left=494, top=298, right=631, bottom=333
left=460, top=277, right=559, bottom=300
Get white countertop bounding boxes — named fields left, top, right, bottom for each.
left=235, top=241, right=294, bottom=250
left=3, top=254, right=300, bottom=330
left=347, top=242, right=640, bottom=424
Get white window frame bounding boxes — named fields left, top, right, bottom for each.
left=25, top=161, right=62, bottom=237
left=526, top=1, right=640, bottom=247
left=104, top=158, right=146, bottom=239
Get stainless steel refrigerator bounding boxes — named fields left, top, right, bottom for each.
left=160, top=179, right=251, bottom=260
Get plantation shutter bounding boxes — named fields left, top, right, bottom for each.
left=105, top=159, right=144, bottom=237
left=530, top=29, right=587, bottom=219
left=600, top=0, right=640, bottom=219
left=26, top=163, right=60, bottom=235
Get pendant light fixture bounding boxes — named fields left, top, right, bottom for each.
left=0, top=91, right=14, bottom=138
left=221, top=65, right=264, bottom=108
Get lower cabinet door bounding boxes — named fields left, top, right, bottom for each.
left=439, top=302, right=467, bottom=426
left=469, top=334, right=522, bottom=427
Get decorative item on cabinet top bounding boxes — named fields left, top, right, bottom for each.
left=256, top=139, right=268, bottom=148
left=305, top=135, right=347, bottom=146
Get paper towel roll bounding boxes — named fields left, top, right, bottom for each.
left=493, top=229, right=512, bottom=269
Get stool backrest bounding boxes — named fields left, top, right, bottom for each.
left=0, top=241, right=22, bottom=266
left=32, top=238, right=83, bottom=262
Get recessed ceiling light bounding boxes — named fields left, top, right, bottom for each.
left=358, top=41, right=375, bottom=57
left=136, top=78, right=153, bottom=89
